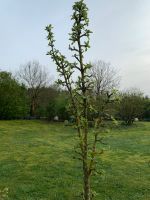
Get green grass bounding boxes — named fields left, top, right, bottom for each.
left=0, top=120, right=149, bottom=200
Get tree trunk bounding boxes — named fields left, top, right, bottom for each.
left=83, top=166, right=91, bottom=200
left=83, top=127, right=91, bottom=200
left=30, top=99, right=36, bottom=116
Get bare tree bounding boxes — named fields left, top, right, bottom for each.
left=90, top=60, right=120, bottom=95
left=89, top=60, right=120, bottom=118
left=17, top=61, right=49, bottom=116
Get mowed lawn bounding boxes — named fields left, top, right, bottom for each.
left=0, top=120, right=149, bottom=200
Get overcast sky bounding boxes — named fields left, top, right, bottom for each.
left=0, top=0, right=150, bottom=95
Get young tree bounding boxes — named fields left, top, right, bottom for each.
left=46, top=1, right=104, bottom=199
left=17, top=61, right=49, bottom=116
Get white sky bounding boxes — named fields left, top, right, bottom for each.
left=0, top=0, right=150, bottom=95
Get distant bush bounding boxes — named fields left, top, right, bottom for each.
left=117, top=89, right=144, bottom=125
left=46, top=92, right=69, bottom=121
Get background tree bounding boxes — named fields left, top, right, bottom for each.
left=54, top=91, right=69, bottom=120
left=0, top=71, right=28, bottom=119
left=118, top=89, right=144, bottom=125
left=90, top=60, right=120, bottom=119
left=36, top=85, right=69, bottom=121
left=46, top=0, right=107, bottom=199
left=36, top=85, right=59, bottom=118
left=141, top=96, right=150, bottom=121
left=90, top=60, right=120, bottom=95
left=17, top=61, right=49, bottom=116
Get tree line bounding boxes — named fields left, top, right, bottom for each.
left=0, top=60, right=149, bottom=124
left=0, top=61, right=68, bottom=121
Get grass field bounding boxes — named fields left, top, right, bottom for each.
left=0, top=120, right=149, bottom=200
